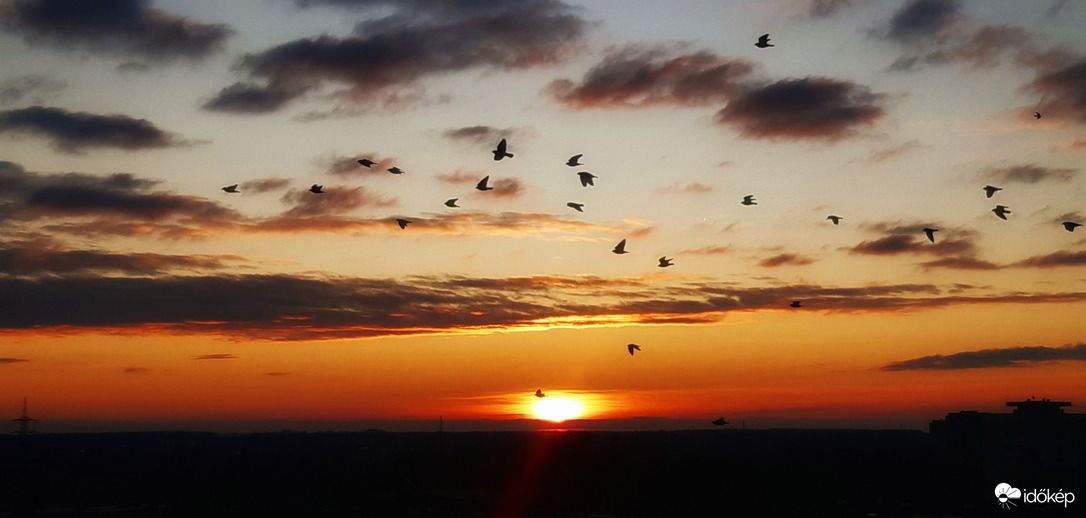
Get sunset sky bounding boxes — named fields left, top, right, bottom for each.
left=1, top=0, right=1085, bottom=432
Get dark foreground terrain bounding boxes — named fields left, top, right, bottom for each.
left=1, top=429, right=1082, bottom=517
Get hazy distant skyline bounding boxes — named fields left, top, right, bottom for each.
left=1, top=0, right=1085, bottom=432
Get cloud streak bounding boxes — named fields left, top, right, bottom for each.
left=0, top=273, right=1081, bottom=341
left=883, top=343, right=1086, bottom=370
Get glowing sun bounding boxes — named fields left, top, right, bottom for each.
left=532, top=397, right=584, bottom=422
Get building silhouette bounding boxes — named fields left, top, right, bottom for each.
left=930, top=398, right=1086, bottom=470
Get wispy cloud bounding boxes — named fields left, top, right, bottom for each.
left=0, top=357, right=29, bottom=363
left=883, top=343, right=1086, bottom=370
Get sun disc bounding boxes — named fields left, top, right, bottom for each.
left=533, top=397, right=584, bottom=422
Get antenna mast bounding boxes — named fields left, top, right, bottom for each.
left=12, top=397, right=36, bottom=434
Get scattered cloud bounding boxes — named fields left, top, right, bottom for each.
left=193, top=354, right=239, bottom=360
left=239, top=177, right=292, bottom=194
left=679, top=245, right=732, bottom=255
left=489, top=177, right=526, bottom=198
left=1011, top=250, right=1086, bottom=268
left=0, top=74, right=66, bottom=105
left=758, top=253, right=816, bottom=268
left=983, top=163, right=1077, bottom=184
left=547, top=46, right=756, bottom=109
left=809, top=0, right=857, bottom=18
left=880, top=0, right=962, bottom=45
left=202, top=82, right=308, bottom=114
left=850, top=223, right=979, bottom=260
left=123, top=367, right=147, bottom=374
left=0, top=0, right=233, bottom=63
left=436, top=169, right=485, bottom=185
left=0, top=106, right=187, bottom=152
left=714, top=77, right=886, bottom=141
left=883, top=343, right=1086, bottom=370
left=657, top=182, right=713, bottom=195
left=319, top=154, right=396, bottom=177
left=279, top=186, right=398, bottom=217
left=209, top=0, right=585, bottom=113
left=854, top=140, right=921, bottom=164
left=442, top=125, right=518, bottom=145
left=0, top=242, right=246, bottom=275
left=877, top=1, right=1075, bottom=74
left=1031, top=59, right=1086, bottom=124
left=919, top=256, right=1000, bottom=270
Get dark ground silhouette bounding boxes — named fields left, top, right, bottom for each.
left=2, top=428, right=1082, bottom=517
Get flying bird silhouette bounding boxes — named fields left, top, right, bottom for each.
left=1034, top=111, right=1042, bottom=120
left=476, top=175, right=493, bottom=191
left=741, top=195, right=757, bottom=206
left=612, top=239, right=629, bottom=254
left=577, top=172, right=597, bottom=187
left=922, top=228, right=938, bottom=242
left=983, top=185, right=1002, bottom=198
left=658, top=256, right=674, bottom=268
left=309, top=184, right=324, bottom=194
left=627, top=343, right=641, bottom=356
left=535, top=389, right=546, bottom=398
left=566, top=154, right=583, bottom=167
left=1061, top=221, right=1082, bottom=232
left=712, top=418, right=728, bottom=426
left=790, top=300, right=802, bottom=308
left=992, top=205, right=1011, bottom=220
left=222, top=184, right=239, bottom=193
left=826, top=215, right=842, bottom=225
left=755, top=34, right=773, bottom=48
left=444, top=198, right=459, bottom=208
left=566, top=202, right=584, bottom=212
left=357, top=158, right=375, bottom=167
left=388, top=167, right=405, bottom=175
left=492, top=138, right=513, bottom=161
left=396, top=218, right=410, bottom=229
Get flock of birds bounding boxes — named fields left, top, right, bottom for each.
left=213, top=33, right=1081, bottom=427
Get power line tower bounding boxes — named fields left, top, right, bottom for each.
left=12, top=397, right=36, bottom=434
